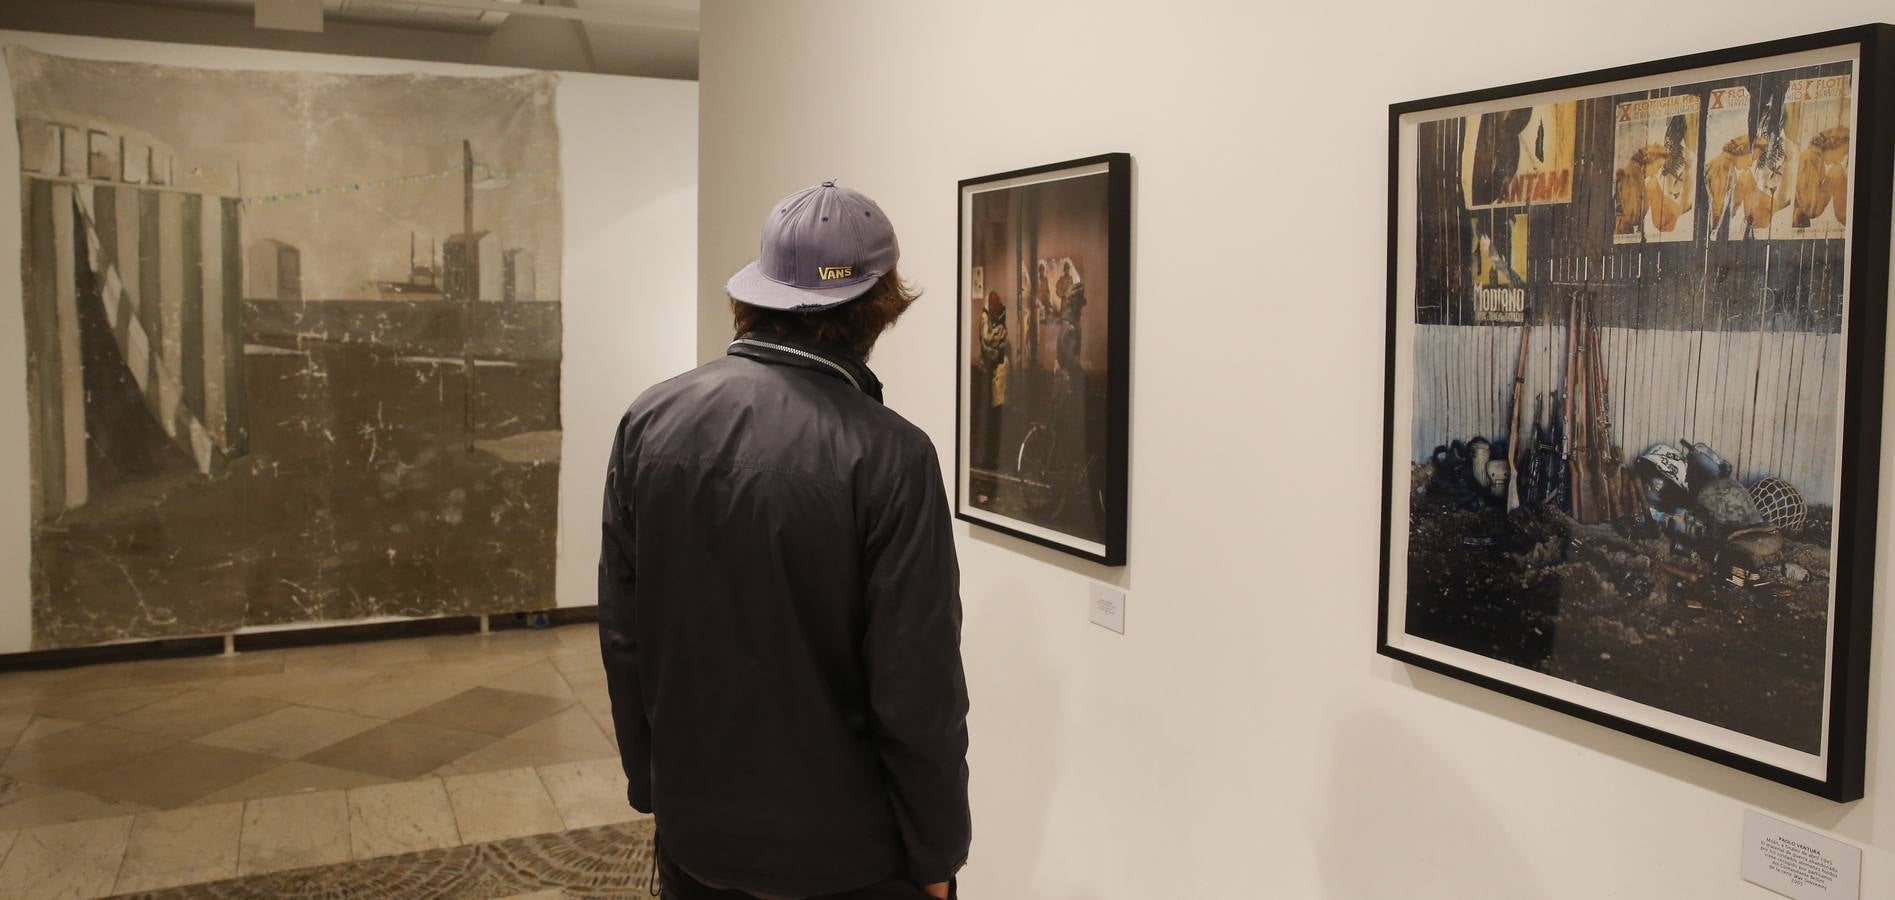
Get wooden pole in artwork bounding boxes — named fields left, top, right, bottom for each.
left=1565, top=298, right=1581, bottom=520
left=1592, top=319, right=1617, bottom=521
left=462, top=138, right=477, bottom=451
left=1507, top=322, right=1532, bottom=512
left=1581, top=300, right=1603, bottom=521
left=1580, top=298, right=1603, bottom=522
left=463, top=140, right=474, bottom=238
left=1569, top=301, right=1584, bottom=522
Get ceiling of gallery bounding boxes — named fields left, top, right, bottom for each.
left=147, top=0, right=698, bottom=35
left=0, top=0, right=699, bottom=79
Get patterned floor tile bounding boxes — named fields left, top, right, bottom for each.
left=56, top=655, right=283, bottom=696
left=0, top=814, right=135, bottom=899
left=191, top=762, right=392, bottom=807
left=442, top=767, right=564, bottom=844
left=459, top=629, right=569, bottom=657
left=0, top=624, right=645, bottom=896
left=576, top=687, right=620, bottom=744
left=402, top=687, right=573, bottom=737
left=432, top=706, right=615, bottom=777
left=66, top=742, right=285, bottom=809
left=342, top=639, right=437, bottom=668
left=197, top=705, right=386, bottom=760
left=304, top=721, right=498, bottom=780
left=478, top=660, right=576, bottom=700
left=346, top=779, right=460, bottom=859
left=114, top=802, right=244, bottom=893
left=209, top=666, right=384, bottom=705
left=0, top=777, right=151, bottom=830
left=238, top=790, right=352, bottom=876
left=562, top=665, right=608, bottom=694
left=266, top=643, right=362, bottom=672
left=0, top=668, right=80, bottom=704
left=553, top=624, right=598, bottom=652
left=537, top=758, right=642, bottom=830
left=546, top=648, right=604, bottom=680
left=415, top=633, right=530, bottom=663
left=0, top=723, right=177, bottom=785
left=293, top=673, right=474, bottom=721
left=0, top=714, right=33, bottom=752
left=10, top=715, right=84, bottom=747
left=0, top=686, right=184, bottom=723
left=103, top=691, right=289, bottom=740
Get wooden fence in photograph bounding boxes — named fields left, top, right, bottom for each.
left=22, top=175, right=248, bottom=521
left=1411, top=324, right=1844, bottom=504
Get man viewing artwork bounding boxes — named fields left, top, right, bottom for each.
left=598, top=181, right=970, bottom=899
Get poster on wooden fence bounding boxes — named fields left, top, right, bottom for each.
left=1379, top=29, right=1893, bottom=800
left=1459, top=101, right=1578, bottom=210
left=1702, top=76, right=1855, bottom=242
left=7, top=48, right=563, bottom=649
left=1611, top=94, right=1699, bottom=243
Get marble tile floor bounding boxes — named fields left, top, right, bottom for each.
left=0, top=623, right=644, bottom=898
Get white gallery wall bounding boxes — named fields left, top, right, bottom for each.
left=699, top=2, right=1894, bottom=897
left=0, top=30, right=698, bottom=653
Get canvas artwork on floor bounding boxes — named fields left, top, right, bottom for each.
left=957, top=154, right=1129, bottom=566
left=1378, top=27, right=1891, bottom=800
left=9, top=48, right=564, bottom=649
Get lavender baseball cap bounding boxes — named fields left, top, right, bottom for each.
left=726, top=181, right=900, bottom=311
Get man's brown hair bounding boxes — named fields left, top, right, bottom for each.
left=731, top=268, right=920, bottom=355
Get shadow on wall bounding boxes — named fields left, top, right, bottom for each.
left=1319, top=711, right=1547, bottom=900
left=965, top=526, right=1133, bottom=593
left=959, top=566, right=1066, bottom=897
left=1392, top=663, right=1865, bottom=839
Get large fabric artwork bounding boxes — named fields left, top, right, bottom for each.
left=10, top=49, right=563, bottom=648
left=1378, top=29, right=1892, bottom=800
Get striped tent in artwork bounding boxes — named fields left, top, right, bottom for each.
left=19, top=117, right=248, bottom=520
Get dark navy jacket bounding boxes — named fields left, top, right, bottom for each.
left=598, top=333, right=971, bottom=895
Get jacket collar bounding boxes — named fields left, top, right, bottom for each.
left=727, top=332, right=885, bottom=404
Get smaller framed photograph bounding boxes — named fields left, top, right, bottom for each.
left=956, top=153, right=1131, bottom=566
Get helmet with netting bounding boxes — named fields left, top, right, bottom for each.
left=1750, top=477, right=1806, bottom=531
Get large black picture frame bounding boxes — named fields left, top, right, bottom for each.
left=955, top=154, right=1131, bottom=566
left=1377, top=26, right=1893, bottom=801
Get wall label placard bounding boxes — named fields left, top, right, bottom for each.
left=1089, top=584, right=1126, bottom=634
left=1741, top=810, right=1860, bottom=899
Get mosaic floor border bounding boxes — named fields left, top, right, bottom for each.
left=117, top=819, right=656, bottom=899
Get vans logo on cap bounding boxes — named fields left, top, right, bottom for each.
left=816, top=265, right=854, bottom=281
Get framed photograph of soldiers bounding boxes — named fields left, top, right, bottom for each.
left=956, top=154, right=1130, bottom=566
left=1377, top=26, right=1893, bottom=800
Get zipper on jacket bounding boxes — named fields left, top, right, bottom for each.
left=728, top=338, right=863, bottom=393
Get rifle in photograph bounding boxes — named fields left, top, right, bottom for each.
left=1507, top=322, right=1532, bottom=512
